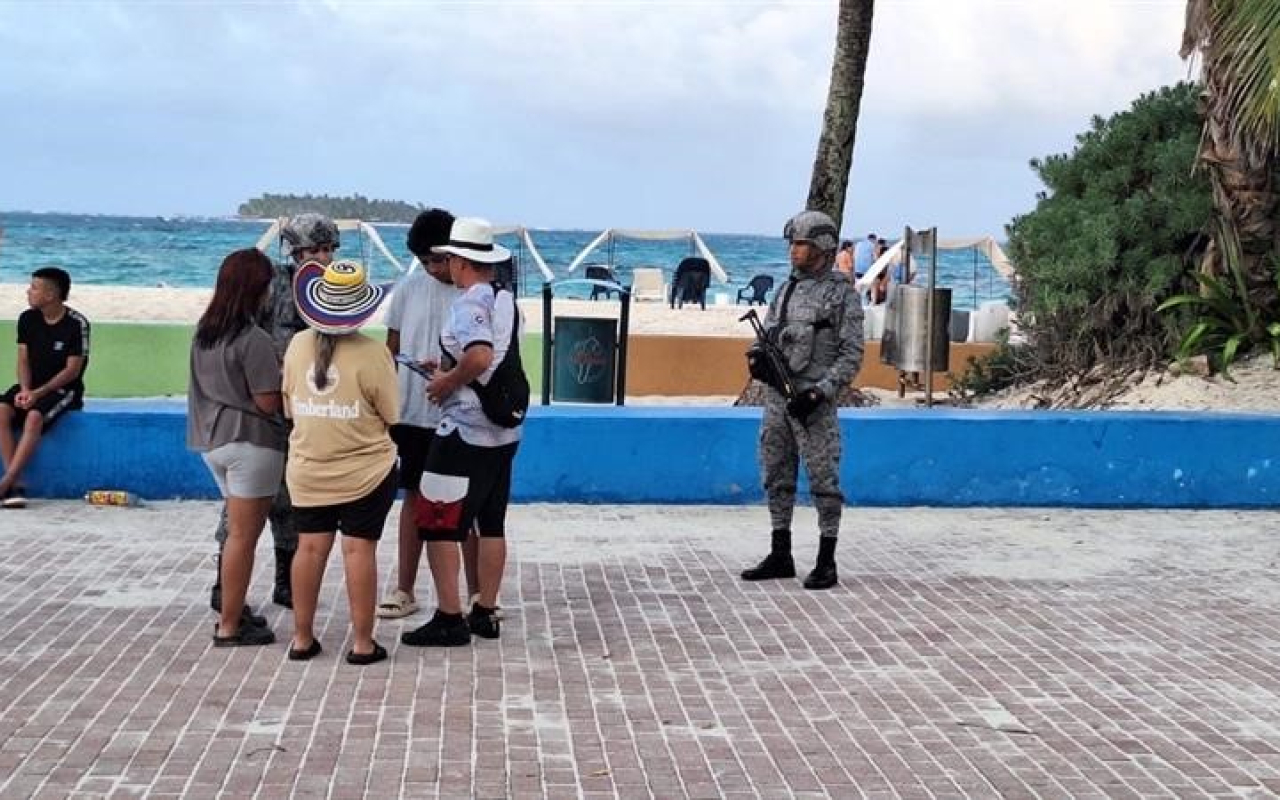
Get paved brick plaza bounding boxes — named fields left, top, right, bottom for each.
left=2, top=502, right=1280, bottom=798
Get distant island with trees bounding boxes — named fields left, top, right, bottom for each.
left=237, top=193, right=426, bottom=222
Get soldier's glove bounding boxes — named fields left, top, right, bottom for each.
left=786, top=387, right=824, bottom=421
left=746, top=346, right=771, bottom=383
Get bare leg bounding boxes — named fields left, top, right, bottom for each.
left=216, top=496, right=272, bottom=638
left=0, top=405, right=16, bottom=470
left=342, top=537, right=379, bottom=655
left=476, top=536, right=506, bottom=610
left=426, top=541, right=462, bottom=614
left=0, top=411, right=43, bottom=494
left=291, top=533, right=335, bottom=651
left=396, top=491, right=424, bottom=598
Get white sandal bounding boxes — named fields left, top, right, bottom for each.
left=376, top=588, right=419, bottom=619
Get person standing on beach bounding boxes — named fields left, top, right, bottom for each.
left=376, top=208, right=461, bottom=620
left=283, top=259, right=399, bottom=665
left=208, top=213, right=337, bottom=623
left=402, top=217, right=524, bottom=647
left=852, top=232, right=877, bottom=278
left=741, top=210, right=863, bottom=590
left=0, top=267, right=90, bottom=508
left=835, top=240, right=855, bottom=276
left=187, top=249, right=285, bottom=647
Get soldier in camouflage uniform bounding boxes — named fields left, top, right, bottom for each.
left=210, top=213, right=338, bottom=619
left=741, top=210, right=864, bottom=590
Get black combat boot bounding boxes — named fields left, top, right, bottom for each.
left=272, top=548, right=294, bottom=609
left=210, top=550, right=222, bottom=613
left=211, top=546, right=267, bottom=627
left=803, top=537, right=838, bottom=590
left=741, top=529, right=796, bottom=581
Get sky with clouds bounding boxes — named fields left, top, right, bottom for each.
left=0, top=0, right=1191, bottom=236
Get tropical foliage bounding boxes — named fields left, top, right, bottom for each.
left=998, top=83, right=1213, bottom=384
left=238, top=193, right=426, bottom=222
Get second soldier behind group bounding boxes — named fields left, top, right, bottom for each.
left=741, top=210, right=864, bottom=590
left=209, top=213, right=338, bottom=625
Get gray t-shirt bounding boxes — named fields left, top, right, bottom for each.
left=187, top=326, right=286, bottom=452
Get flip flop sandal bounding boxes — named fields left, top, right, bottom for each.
left=376, top=589, right=419, bottom=619
left=288, top=639, right=323, bottom=661
left=346, top=641, right=388, bottom=666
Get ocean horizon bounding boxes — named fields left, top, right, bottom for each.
left=0, top=211, right=1012, bottom=310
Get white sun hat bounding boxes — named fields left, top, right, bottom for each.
left=431, top=217, right=512, bottom=264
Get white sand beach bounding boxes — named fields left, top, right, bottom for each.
left=0, top=283, right=756, bottom=338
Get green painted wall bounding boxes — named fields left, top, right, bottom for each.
left=0, top=321, right=544, bottom=398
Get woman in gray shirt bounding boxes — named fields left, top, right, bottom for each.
left=188, top=248, right=286, bottom=647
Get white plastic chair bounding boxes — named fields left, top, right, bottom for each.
left=630, top=267, right=665, bottom=302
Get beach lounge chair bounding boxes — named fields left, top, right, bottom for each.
left=670, top=257, right=711, bottom=310
left=630, top=267, right=665, bottom=302
left=584, top=265, right=618, bottom=301
left=736, top=274, right=773, bottom=306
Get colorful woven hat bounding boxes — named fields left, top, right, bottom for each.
left=293, top=259, right=391, bottom=334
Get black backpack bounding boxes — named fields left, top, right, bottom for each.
left=469, top=286, right=530, bottom=428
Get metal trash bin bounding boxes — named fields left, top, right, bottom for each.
left=551, top=316, right=617, bottom=403
left=881, top=285, right=951, bottom=372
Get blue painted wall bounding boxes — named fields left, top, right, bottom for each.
left=22, top=400, right=1280, bottom=508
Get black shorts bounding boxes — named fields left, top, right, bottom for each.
left=389, top=424, right=435, bottom=493
left=1, top=385, right=81, bottom=432
left=416, top=431, right=518, bottom=542
left=293, top=466, right=399, bottom=541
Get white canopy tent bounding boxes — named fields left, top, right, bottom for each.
left=566, top=228, right=729, bottom=284
left=854, top=235, right=1015, bottom=292
left=253, top=218, right=555, bottom=284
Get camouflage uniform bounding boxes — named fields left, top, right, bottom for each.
left=759, top=261, right=864, bottom=539
left=212, top=256, right=304, bottom=550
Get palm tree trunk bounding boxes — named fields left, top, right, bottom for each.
left=807, top=0, right=875, bottom=228
left=1183, top=0, right=1280, bottom=310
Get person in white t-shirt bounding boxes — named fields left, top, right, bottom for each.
left=377, top=209, right=460, bottom=620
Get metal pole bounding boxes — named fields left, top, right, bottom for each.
left=616, top=287, right=631, bottom=406
left=924, top=227, right=938, bottom=408
left=541, top=282, right=553, bottom=406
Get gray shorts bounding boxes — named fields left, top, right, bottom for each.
left=202, top=442, right=286, bottom=499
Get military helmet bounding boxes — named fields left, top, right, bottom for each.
left=783, top=210, right=839, bottom=253
left=281, top=213, right=340, bottom=257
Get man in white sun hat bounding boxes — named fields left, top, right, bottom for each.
left=402, top=217, right=528, bottom=648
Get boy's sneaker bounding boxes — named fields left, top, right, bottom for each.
left=468, top=604, right=501, bottom=639
left=1, top=486, right=28, bottom=509
left=469, top=593, right=505, bottom=620
left=400, top=610, right=470, bottom=647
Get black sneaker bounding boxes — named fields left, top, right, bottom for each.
left=1, top=486, right=28, bottom=509
left=803, top=562, right=838, bottom=590
left=212, top=622, right=276, bottom=647
left=740, top=552, right=796, bottom=581
left=468, top=604, right=501, bottom=639
left=401, top=610, right=471, bottom=647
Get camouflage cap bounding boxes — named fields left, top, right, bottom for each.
left=281, top=213, right=340, bottom=256
left=783, top=210, right=839, bottom=252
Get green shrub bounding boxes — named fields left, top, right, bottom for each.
left=994, top=82, right=1213, bottom=384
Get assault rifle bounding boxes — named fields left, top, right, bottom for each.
left=740, top=309, right=797, bottom=401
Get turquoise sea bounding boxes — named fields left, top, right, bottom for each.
left=0, top=212, right=1011, bottom=310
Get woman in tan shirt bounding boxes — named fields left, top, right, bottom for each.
left=282, top=260, right=399, bottom=666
